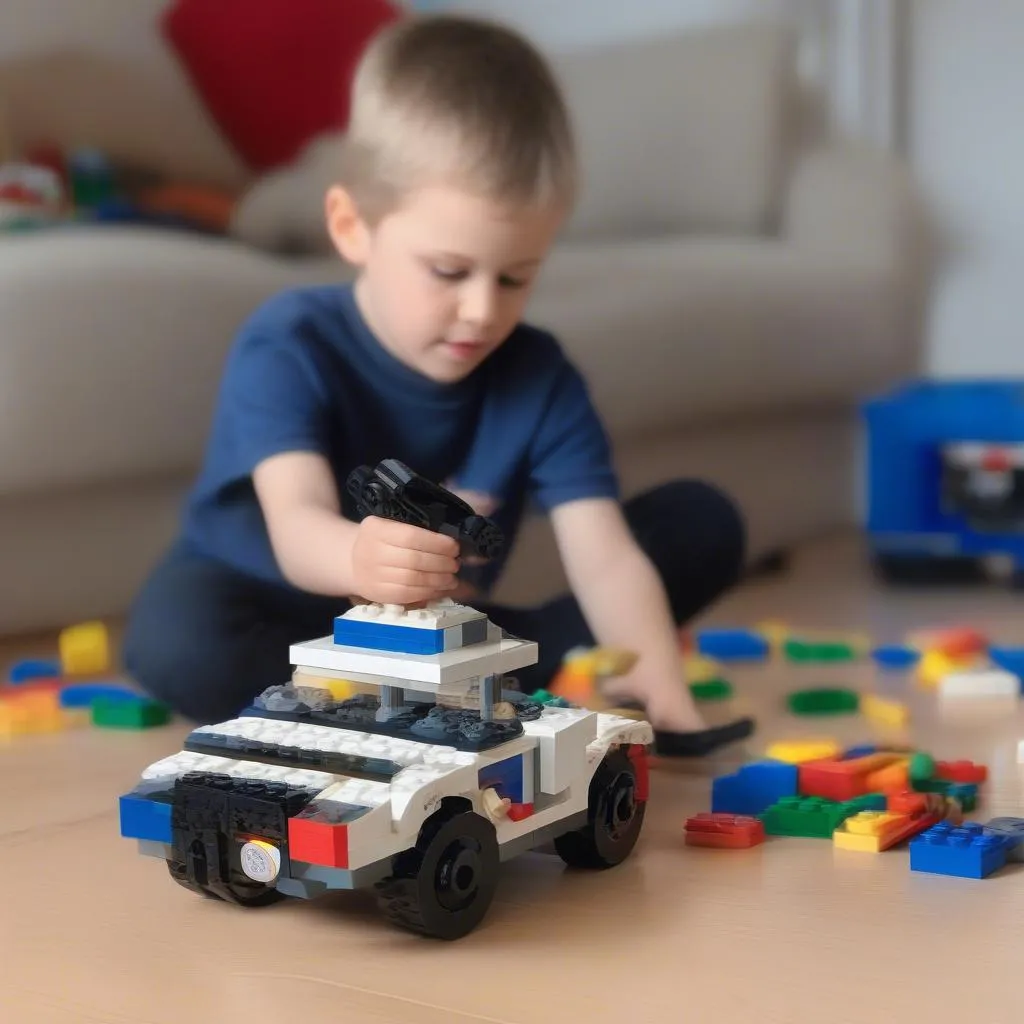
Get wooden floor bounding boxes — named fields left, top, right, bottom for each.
left=3, top=532, right=1024, bottom=1024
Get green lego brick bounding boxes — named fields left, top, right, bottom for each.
left=689, top=678, right=733, bottom=702
left=909, top=752, right=936, bottom=782
left=786, top=687, right=859, bottom=715
left=759, top=793, right=887, bottom=838
left=783, top=640, right=857, bottom=663
left=91, top=696, right=171, bottom=729
left=910, top=777, right=978, bottom=811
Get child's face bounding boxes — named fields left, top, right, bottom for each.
left=330, top=183, right=565, bottom=383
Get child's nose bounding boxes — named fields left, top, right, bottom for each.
left=459, top=281, right=497, bottom=327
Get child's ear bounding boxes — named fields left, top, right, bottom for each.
left=325, top=185, right=371, bottom=265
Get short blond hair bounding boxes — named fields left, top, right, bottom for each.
left=340, top=14, right=577, bottom=221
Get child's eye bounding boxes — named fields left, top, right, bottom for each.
left=430, top=266, right=468, bottom=282
left=498, top=275, right=528, bottom=290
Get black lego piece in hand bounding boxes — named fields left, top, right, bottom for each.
left=345, top=458, right=504, bottom=560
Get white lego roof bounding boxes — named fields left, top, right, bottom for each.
left=289, top=632, right=539, bottom=689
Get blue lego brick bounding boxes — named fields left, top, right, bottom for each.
left=333, top=616, right=444, bottom=655
left=984, top=817, right=1024, bottom=861
left=909, top=822, right=1011, bottom=879
left=478, top=753, right=526, bottom=804
left=696, top=628, right=769, bottom=662
left=862, top=379, right=1024, bottom=562
left=119, top=792, right=173, bottom=844
left=871, top=645, right=921, bottom=670
left=9, top=658, right=61, bottom=683
left=58, top=682, right=138, bottom=708
left=711, top=760, right=799, bottom=816
left=989, top=647, right=1024, bottom=689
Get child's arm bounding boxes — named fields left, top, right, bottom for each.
left=550, top=496, right=706, bottom=732
left=253, top=451, right=460, bottom=605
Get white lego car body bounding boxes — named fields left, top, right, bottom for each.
left=120, top=599, right=653, bottom=939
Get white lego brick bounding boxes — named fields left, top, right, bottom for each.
left=191, top=717, right=478, bottom=770
left=141, top=750, right=339, bottom=792
left=389, top=762, right=480, bottom=835
left=290, top=631, right=538, bottom=688
left=342, top=598, right=484, bottom=630
left=521, top=706, right=598, bottom=795
left=315, top=777, right=391, bottom=808
left=939, top=668, right=1019, bottom=700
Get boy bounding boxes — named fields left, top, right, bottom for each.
left=124, top=13, right=753, bottom=755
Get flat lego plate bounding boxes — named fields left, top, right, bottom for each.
left=289, top=632, right=539, bottom=688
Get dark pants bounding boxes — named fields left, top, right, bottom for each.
left=123, top=480, right=745, bottom=723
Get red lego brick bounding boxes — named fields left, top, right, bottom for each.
left=936, top=759, right=988, bottom=784
left=507, top=802, right=534, bottom=822
left=628, top=743, right=650, bottom=802
left=799, top=753, right=902, bottom=801
left=684, top=812, right=765, bottom=849
left=288, top=813, right=348, bottom=868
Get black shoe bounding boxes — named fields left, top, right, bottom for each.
left=653, top=716, right=756, bottom=757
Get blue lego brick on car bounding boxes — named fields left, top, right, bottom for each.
left=58, top=683, right=139, bottom=708
left=910, top=822, right=1012, bottom=878
left=871, top=645, right=921, bottom=670
left=9, top=658, right=61, bottom=683
left=862, top=380, right=1024, bottom=563
left=711, top=760, right=799, bottom=816
left=696, top=628, right=769, bottom=662
left=478, top=753, right=526, bottom=803
left=333, top=617, right=444, bottom=655
left=119, top=792, right=173, bottom=844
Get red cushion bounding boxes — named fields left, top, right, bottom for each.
left=161, top=0, right=402, bottom=172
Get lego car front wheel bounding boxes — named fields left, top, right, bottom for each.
left=554, top=747, right=646, bottom=869
left=166, top=853, right=285, bottom=908
left=375, top=801, right=500, bottom=940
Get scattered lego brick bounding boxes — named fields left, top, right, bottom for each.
left=909, top=627, right=988, bottom=659
left=58, top=620, right=111, bottom=676
left=695, top=628, right=769, bottom=662
left=684, top=654, right=724, bottom=681
left=765, top=738, right=841, bottom=764
left=799, top=752, right=903, bottom=801
left=833, top=808, right=939, bottom=852
left=935, top=759, right=988, bottom=784
left=865, top=758, right=910, bottom=793
left=786, top=687, right=859, bottom=716
left=92, top=695, right=171, bottom=729
left=58, top=682, right=139, bottom=708
left=939, top=668, right=1019, bottom=701
left=711, top=760, right=798, bottom=816
left=8, top=658, right=61, bottom=684
left=755, top=619, right=790, bottom=651
left=989, top=646, right=1024, bottom=685
left=860, top=693, right=910, bottom=727
left=689, top=678, right=733, bottom=702
left=984, top=817, right=1024, bottom=861
left=916, top=649, right=981, bottom=689
left=684, top=813, right=765, bottom=849
left=871, top=645, right=920, bottom=670
left=760, top=793, right=886, bottom=838
left=909, top=751, right=935, bottom=782
left=0, top=689, right=88, bottom=738
left=783, top=639, right=857, bottom=663
left=910, top=822, right=1011, bottom=878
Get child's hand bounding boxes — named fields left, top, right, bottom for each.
left=350, top=515, right=461, bottom=606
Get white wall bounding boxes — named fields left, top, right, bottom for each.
left=908, top=0, right=1024, bottom=376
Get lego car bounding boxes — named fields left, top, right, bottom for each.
left=119, top=597, right=653, bottom=940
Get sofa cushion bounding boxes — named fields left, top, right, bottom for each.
left=555, top=23, right=799, bottom=241
left=161, top=0, right=401, bottom=171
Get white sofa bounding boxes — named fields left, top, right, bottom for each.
left=0, top=3, right=929, bottom=634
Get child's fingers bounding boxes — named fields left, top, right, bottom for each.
left=382, top=543, right=460, bottom=576
left=375, top=518, right=459, bottom=557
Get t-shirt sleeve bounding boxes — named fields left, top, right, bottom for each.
left=220, top=330, right=330, bottom=476
left=528, top=358, right=620, bottom=511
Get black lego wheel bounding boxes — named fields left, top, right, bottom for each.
left=376, top=805, right=500, bottom=940
left=461, top=516, right=504, bottom=560
left=554, top=747, right=646, bottom=869
left=166, top=853, right=285, bottom=908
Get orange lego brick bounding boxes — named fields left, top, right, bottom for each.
left=799, top=752, right=902, bottom=801
left=865, top=759, right=910, bottom=793
left=684, top=813, right=765, bottom=849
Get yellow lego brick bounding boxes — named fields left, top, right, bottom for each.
left=755, top=620, right=790, bottom=651
left=915, top=649, right=981, bottom=688
left=58, top=620, right=110, bottom=676
left=860, top=693, right=910, bottom=727
left=291, top=669, right=372, bottom=700
left=683, top=654, right=723, bottom=682
left=765, top=738, right=841, bottom=764
left=833, top=810, right=905, bottom=852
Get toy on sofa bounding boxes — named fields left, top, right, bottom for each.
left=118, top=460, right=653, bottom=940
left=863, top=379, right=1024, bottom=585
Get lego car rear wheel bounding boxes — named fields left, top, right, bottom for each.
left=376, top=803, right=500, bottom=940
left=554, top=748, right=646, bottom=869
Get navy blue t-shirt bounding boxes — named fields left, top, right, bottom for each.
left=181, top=283, right=619, bottom=594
